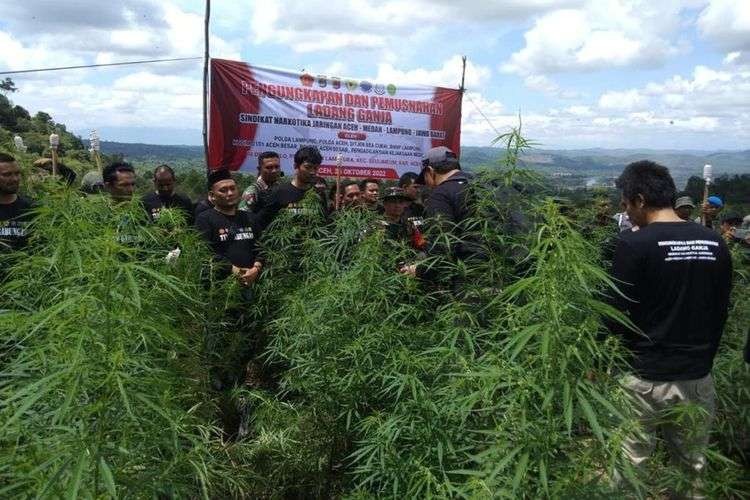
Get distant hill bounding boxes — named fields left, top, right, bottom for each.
left=88, top=141, right=749, bottom=190
left=89, top=141, right=205, bottom=160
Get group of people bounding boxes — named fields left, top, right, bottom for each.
left=1, top=146, right=748, bottom=494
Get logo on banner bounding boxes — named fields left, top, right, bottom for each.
left=374, top=84, right=386, bottom=95
left=331, top=77, right=341, bottom=89
left=300, top=73, right=314, bottom=87
left=345, top=79, right=358, bottom=91
left=387, top=83, right=397, bottom=96
left=360, top=81, right=373, bottom=93
left=317, top=75, right=327, bottom=88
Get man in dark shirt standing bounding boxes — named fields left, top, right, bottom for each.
left=401, top=146, right=473, bottom=276
left=398, top=171, right=425, bottom=219
left=609, top=160, right=732, bottom=489
left=141, top=164, right=193, bottom=223
left=239, top=151, right=281, bottom=212
left=196, top=169, right=263, bottom=287
left=359, top=178, right=380, bottom=210
left=0, top=153, right=34, bottom=254
left=103, top=162, right=137, bottom=203
left=253, top=146, right=325, bottom=231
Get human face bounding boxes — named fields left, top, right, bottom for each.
left=259, top=157, right=281, bottom=185
left=342, top=184, right=361, bottom=207
left=0, top=161, right=21, bottom=195
left=295, top=161, right=319, bottom=185
left=675, top=206, right=693, bottom=221
left=704, top=204, right=720, bottom=220
left=154, top=171, right=175, bottom=197
left=210, top=179, right=240, bottom=210
left=108, top=170, right=136, bottom=202
left=403, top=181, right=420, bottom=201
left=383, top=198, right=406, bottom=219
left=620, top=194, right=647, bottom=228
left=363, top=182, right=379, bottom=204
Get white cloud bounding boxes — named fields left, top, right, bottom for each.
left=504, top=1, right=690, bottom=95
left=598, top=89, right=648, bottom=111
left=374, top=56, right=491, bottom=89
left=249, top=0, right=578, bottom=54
left=0, top=31, right=85, bottom=74
left=697, top=0, right=750, bottom=52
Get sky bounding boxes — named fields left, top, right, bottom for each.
left=0, top=0, right=749, bottom=150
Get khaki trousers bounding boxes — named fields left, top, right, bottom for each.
left=620, top=373, right=715, bottom=474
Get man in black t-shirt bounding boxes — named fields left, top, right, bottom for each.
left=253, top=146, right=326, bottom=232
left=0, top=153, right=34, bottom=254
left=400, top=146, right=474, bottom=277
left=141, top=164, right=193, bottom=223
left=359, top=178, right=380, bottom=210
left=103, top=162, right=137, bottom=203
left=609, top=160, right=732, bottom=487
left=399, top=171, right=425, bottom=220
left=196, top=169, right=263, bottom=287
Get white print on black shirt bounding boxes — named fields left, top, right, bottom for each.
left=218, top=226, right=254, bottom=242
left=0, top=221, right=28, bottom=238
left=284, top=202, right=315, bottom=216
left=658, top=239, right=719, bottom=262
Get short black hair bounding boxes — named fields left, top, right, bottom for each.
left=329, top=179, right=359, bottom=200
left=0, top=152, right=16, bottom=163
left=399, top=171, right=419, bottom=188
left=103, top=161, right=135, bottom=184
left=258, top=151, right=280, bottom=169
left=615, top=160, right=676, bottom=209
left=359, top=178, right=379, bottom=191
left=294, top=146, right=322, bottom=167
left=153, top=164, right=175, bottom=178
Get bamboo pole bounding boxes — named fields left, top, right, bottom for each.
left=460, top=55, right=467, bottom=92
left=701, top=164, right=712, bottom=226
left=49, top=133, right=59, bottom=177
left=335, top=154, right=343, bottom=211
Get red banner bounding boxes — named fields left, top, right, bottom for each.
left=208, top=59, right=462, bottom=179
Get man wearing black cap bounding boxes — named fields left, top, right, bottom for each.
left=401, top=146, right=473, bottom=275
left=377, top=187, right=411, bottom=241
left=195, top=169, right=263, bottom=287
left=253, top=146, right=326, bottom=231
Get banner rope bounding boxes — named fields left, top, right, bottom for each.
left=464, top=91, right=502, bottom=138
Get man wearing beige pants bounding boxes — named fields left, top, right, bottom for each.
left=610, top=161, right=732, bottom=495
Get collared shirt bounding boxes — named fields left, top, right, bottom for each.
left=239, top=177, right=272, bottom=212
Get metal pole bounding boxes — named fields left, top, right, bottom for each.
left=203, top=0, right=211, bottom=171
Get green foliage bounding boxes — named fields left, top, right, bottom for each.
left=684, top=173, right=750, bottom=211
left=0, top=186, right=256, bottom=498
left=0, top=121, right=747, bottom=498
left=232, top=138, right=635, bottom=498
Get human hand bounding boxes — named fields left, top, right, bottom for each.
left=399, top=263, right=417, bottom=277
left=242, top=266, right=260, bottom=285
